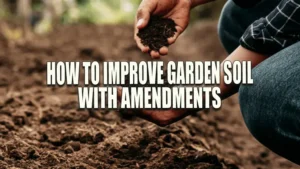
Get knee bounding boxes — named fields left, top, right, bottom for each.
left=239, top=84, right=265, bottom=139
left=238, top=48, right=300, bottom=164
left=238, top=67, right=288, bottom=142
left=239, top=75, right=300, bottom=164
left=238, top=69, right=275, bottom=141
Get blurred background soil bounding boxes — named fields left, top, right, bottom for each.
left=0, top=0, right=298, bottom=168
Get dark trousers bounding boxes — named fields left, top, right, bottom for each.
left=218, top=0, right=300, bottom=165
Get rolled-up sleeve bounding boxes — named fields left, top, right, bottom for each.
left=240, top=0, right=300, bottom=55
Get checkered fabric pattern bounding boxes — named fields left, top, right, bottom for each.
left=240, top=0, right=300, bottom=55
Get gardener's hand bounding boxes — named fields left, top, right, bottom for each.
left=117, top=87, right=190, bottom=126
left=135, top=0, right=192, bottom=59
left=132, top=109, right=189, bottom=127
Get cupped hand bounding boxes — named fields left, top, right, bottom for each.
left=117, top=87, right=190, bottom=126
left=135, top=0, right=192, bottom=59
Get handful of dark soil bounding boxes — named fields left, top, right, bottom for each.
left=137, top=16, right=177, bottom=51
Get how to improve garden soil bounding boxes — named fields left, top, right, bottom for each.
left=0, top=22, right=297, bottom=169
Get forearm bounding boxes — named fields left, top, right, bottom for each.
left=219, top=46, right=267, bottom=100
left=147, top=46, right=267, bottom=126
left=177, top=46, right=267, bottom=119
left=190, top=0, right=216, bottom=8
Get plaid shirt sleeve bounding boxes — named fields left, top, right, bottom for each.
left=240, top=0, right=300, bottom=55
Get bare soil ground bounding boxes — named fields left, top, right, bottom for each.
left=0, top=22, right=298, bottom=169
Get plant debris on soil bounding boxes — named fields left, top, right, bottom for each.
left=0, top=22, right=297, bottom=169
left=137, top=16, right=177, bottom=51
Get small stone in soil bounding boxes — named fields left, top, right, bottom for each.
left=68, top=142, right=81, bottom=151
left=64, top=146, right=74, bottom=154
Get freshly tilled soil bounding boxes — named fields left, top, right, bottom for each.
left=0, top=22, right=297, bottom=169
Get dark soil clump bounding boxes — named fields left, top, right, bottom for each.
left=137, top=16, right=177, bottom=51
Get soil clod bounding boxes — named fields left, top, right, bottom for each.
left=137, top=16, right=177, bottom=51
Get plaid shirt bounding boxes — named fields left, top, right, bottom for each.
left=240, top=0, right=300, bottom=55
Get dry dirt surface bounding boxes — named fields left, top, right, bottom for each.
left=0, top=22, right=298, bottom=169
